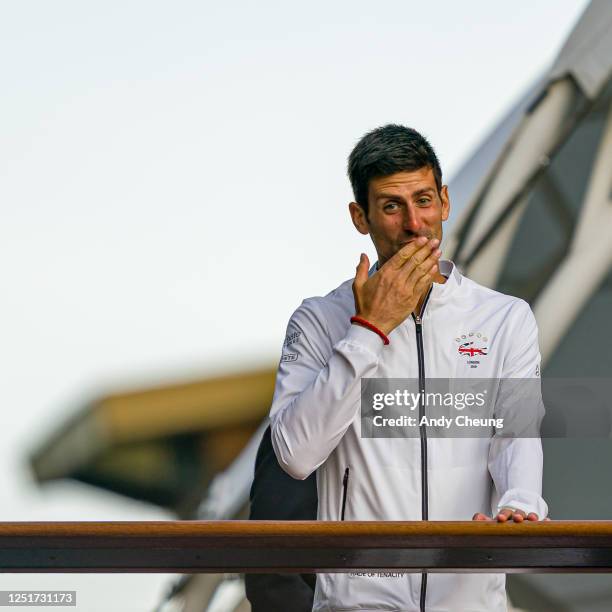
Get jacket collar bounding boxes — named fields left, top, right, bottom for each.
left=369, top=258, right=462, bottom=302
left=429, top=259, right=462, bottom=303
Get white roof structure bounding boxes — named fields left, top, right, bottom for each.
left=549, top=0, right=612, bottom=99
left=446, top=1, right=612, bottom=609
left=447, top=0, right=612, bottom=370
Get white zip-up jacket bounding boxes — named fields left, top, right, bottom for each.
left=269, top=260, right=548, bottom=612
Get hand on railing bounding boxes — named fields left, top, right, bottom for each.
left=472, top=508, right=551, bottom=522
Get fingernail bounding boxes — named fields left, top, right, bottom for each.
left=434, top=249, right=441, bottom=257
left=417, top=236, right=428, bottom=245
left=430, top=238, right=440, bottom=247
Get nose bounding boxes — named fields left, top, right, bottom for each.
left=403, top=205, right=423, bottom=235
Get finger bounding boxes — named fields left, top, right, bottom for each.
left=406, top=247, right=442, bottom=285
left=496, top=509, right=513, bottom=522
left=410, top=263, right=438, bottom=297
left=387, top=236, right=429, bottom=270
left=407, top=236, right=440, bottom=267
left=527, top=513, right=539, bottom=521
left=512, top=510, right=526, bottom=523
left=401, top=237, right=440, bottom=275
left=409, top=253, right=440, bottom=290
left=472, top=512, right=493, bottom=521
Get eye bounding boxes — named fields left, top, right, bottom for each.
left=384, top=201, right=400, bottom=211
left=416, top=198, right=431, bottom=206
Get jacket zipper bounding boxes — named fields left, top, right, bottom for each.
left=413, top=286, right=432, bottom=612
left=341, top=467, right=350, bottom=521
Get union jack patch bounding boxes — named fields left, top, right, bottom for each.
left=455, top=332, right=488, bottom=358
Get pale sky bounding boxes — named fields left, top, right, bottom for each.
left=0, top=1, right=591, bottom=609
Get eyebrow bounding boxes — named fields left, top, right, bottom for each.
left=412, top=187, right=436, bottom=197
left=375, top=187, right=436, bottom=202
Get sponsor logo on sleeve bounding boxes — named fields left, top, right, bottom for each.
left=281, top=331, right=301, bottom=362
left=284, top=331, right=301, bottom=347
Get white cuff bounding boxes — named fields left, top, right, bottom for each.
left=496, top=487, right=548, bottom=519
left=342, top=321, right=387, bottom=355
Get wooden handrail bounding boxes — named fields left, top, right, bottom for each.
left=2, top=521, right=612, bottom=573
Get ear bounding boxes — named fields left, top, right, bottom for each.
left=440, top=185, right=450, bottom=222
left=349, top=202, right=369, bottom=235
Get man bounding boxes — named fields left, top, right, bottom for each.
left=268, top=124, right=548, bottom=611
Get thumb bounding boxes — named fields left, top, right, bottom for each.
left=354, top=253, right=370, bottom=288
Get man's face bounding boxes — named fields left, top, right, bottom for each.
left=349, top=167, right=450, bottom=267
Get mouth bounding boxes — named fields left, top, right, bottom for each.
left=400, top=234, right=434, bottom=247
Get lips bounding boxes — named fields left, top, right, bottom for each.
left=400, top=234, right=432, bottom=246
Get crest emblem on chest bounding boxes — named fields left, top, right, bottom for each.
left=455, top=332, right=488, bottom=368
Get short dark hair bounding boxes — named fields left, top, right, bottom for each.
left=348, top=124, right=443, bottom=216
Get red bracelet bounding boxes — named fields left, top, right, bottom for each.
left=350, top=316, right=390, bottom=345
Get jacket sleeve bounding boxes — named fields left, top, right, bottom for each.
left=488, top=299, right=549, bottom=519
left=269, top=299, right=385, bottom=480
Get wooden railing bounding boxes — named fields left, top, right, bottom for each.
left=2, top=521, right=612, bottom=573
